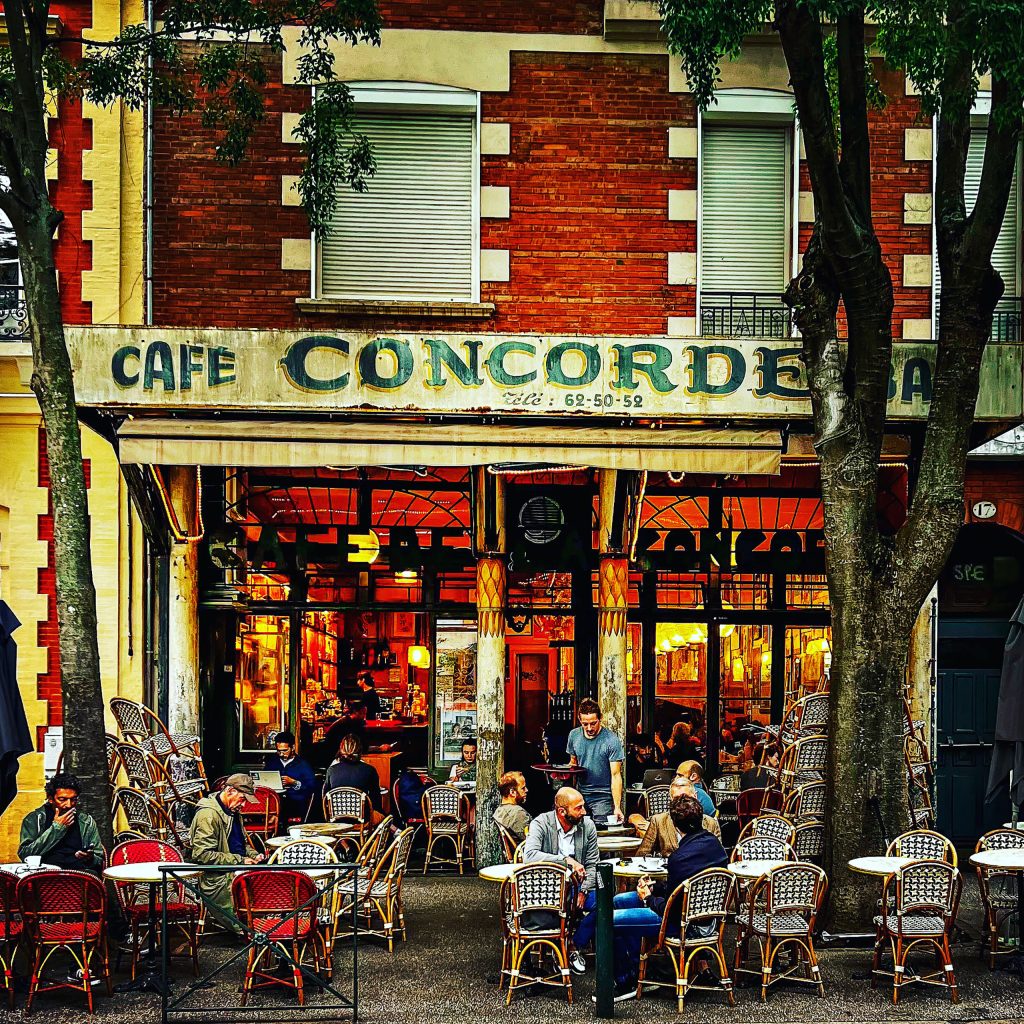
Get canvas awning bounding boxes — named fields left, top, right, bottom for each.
left=116, top=418, right=783, bottom=474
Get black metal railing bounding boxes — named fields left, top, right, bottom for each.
left=0, top=283, right=28, bottom=340
left=699, top=291, right=792, bottom=338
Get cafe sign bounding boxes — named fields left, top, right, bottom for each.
left=66, top=327, right=1023, bottom=421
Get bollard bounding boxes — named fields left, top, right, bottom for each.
left=594, top=861, right=615, bottom=1018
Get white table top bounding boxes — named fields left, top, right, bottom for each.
left=597, top=836, right=642, bottom=852
left=291, top=823, right=356, bottom=837
left=479, top=863, right=525, bottom=883
left=847, top=856, right=914, bottom=876
left=728, top=859, right=789, bottom=880
left=612, top=858, right=668, bottom=879
left=1002, top=822, right=1024, bottom=830
left=970, top=849, right=1024, bottom=870
left=268, top=834, right=346, bottom=850
left=0, top=863, right=56, bottom=875
left=104, top=862, right=199, bottom=883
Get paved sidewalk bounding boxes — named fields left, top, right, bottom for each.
left=11, top=873, right=1024, bottom=1023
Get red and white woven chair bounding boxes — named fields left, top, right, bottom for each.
left=0, top=870, right=22, bottom=1009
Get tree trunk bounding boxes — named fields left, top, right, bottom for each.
left=20, top=215, right=114, bottom=850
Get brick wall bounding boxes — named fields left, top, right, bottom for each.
left=149, top=46, right=980, bottom=338
left=964, top=462, right=1024, bottom=536
left=376, top=0, right=602, bottom=33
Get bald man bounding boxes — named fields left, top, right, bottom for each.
left=523, top=787, right=600, bottom=974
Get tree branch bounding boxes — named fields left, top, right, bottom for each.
left=835, top=9, right=871, bottom=227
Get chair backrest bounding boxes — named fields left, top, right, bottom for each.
left=792, top=821, right=825, bottom=861
left=784, top=781, right=827, bottom=819
left=888, top=829, right=957, bottom=867
left=732, top=835, right=795, bottom=863
left=110, top=697, right=154, bottom=742
left=978, top=828, right=1024, bottom=853
left=113, top=785, right=159, bottom=837
left=422, top=784, right=465, bottom=822
left=110, top=837, right=182, bottom=865
left=680, top=867, right=735, bottom=925
left=741, top=814, right=794, bottom=844
left=495, top=821, right=520, bottom=863
left=356, top=815, right=395, bottom=867
left=106, top=733, right=125, bottom=783
left=892, top=860, right=960, bottom=918
left=324, top=786, right=370, bottom=825
left=269, top=839, right=338, bottom=865
left=796, top=692, right=830, bottom=733
left=231, top=868, right=318, bottom=939
left=0, top=871, right=19, bottom=942
left=18, top=870, right=106, bottom=942
left=505, top=863, right=570, bottom=934
left=736, top=787, right=781, bottom=829
left=791, top=736, right=828, bottom=771
left=762, top=862, right=827, bottom=919
left=513, top=840, right=526, bottom=863
left=241, top=786, right=281, bottom=837
left=643, top=785, right=671, bottom=818
left=365, top=826, right=416, bottom=888
left=116, top=741, right=156, bottom=791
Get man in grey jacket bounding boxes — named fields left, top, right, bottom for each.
left=523, top=786, right=600, bottom=973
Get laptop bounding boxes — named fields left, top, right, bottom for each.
left=642, top=769, right=676, bottom=789
left=251, top=769, right=283, bottom=791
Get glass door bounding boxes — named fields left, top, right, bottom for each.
left=653, top=622, right=708, bottom=768
left=784, top=626, right=832, bottom=704
left=235, top=613, right=291, bottom=753
left=718, top=623, right=773, bottom=770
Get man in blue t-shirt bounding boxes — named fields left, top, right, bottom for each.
left=567, top=698, right=625, bottom=821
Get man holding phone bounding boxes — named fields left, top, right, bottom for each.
left=18, top=771, right=103, bottom=874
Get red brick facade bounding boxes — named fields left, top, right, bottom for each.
left=964, top=462, right=1024, bottom=537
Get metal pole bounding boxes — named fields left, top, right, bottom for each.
left=594, top=861, right=614, bottom=1018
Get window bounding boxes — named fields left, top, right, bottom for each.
left=700, top=120, right=792, bottom=336
left=318, top=84, right=479, bottom=303
left=0, top=176, right=24, bottom=338
left=935, top=115, right=1022, bottom=342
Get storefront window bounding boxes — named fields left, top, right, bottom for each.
left=719, top=623, right=772, bottom=767
left=784, top=626, right=832, bottom=703
left=236, top=614, right=290, bottom=752
left=434, top=619, right=477, bottom=764
left=653, top=622, right=707, bottom=767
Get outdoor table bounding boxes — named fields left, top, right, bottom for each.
left=597, top=835, right=642, bottom=854
left=612, top=857, right=668, bottom=880
left=103, top=861, right=200, bottom=995
left=0, top=862, right=57, bottom=875
left=727, top=858, right=789, bottom=881
left=847, top=855, right=914, bottom=877
left=479, top=863, right=526, bottom=883
left=971, top=848, right=1024, bottom=980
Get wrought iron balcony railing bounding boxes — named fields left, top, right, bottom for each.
left=699, top=291, right=793, bottom=339
left=0, top=284, right=28, bottom=340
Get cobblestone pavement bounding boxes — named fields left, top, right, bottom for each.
left=7, top=873, right=1024, bottom=1023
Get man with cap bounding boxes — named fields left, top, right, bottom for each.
left=189, top=773, right=264, bottom=927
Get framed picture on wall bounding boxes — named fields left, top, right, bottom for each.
left=390, top=611, right=417, bottom=639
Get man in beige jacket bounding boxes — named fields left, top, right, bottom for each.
left=630, top=777, right=720, bottom=857
left=189, top=773, right=263, bottom=926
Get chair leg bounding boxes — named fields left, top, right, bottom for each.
left=714, top=938, right=735, bottom=1007
left=25, top=944, right=42, bottom=1015
left=807, top=938, right=824, bottom=997
left=81, top=943, right=94, bottom=1014
left=131, top=918, right=141, bottom=980
left=505, top=939, right=520, bottom=1006
left=293, top=941, right=303, bottom=1006
left=943, top=935, right=959, bottom=1003
left=892, top=938, right=903, bottom=1005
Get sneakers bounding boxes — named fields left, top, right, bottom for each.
left=569, top=950, right=587, bottom=974
left=591, top=980, right=637, bottom=1003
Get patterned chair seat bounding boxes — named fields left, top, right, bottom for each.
left=124, top=902, right=199, bottom=921
left=0, top=917, right=22, bottom=939
left=873, top=913, right=946, bottom=936
left=984, top=875, right=1020, bottom=908
left=430, top=821, right=469, bottom=835
left=251, top=916, right=315, bottom=940
left=143, top=733, right=201, bottom=757
left=338, top=878, right=391, bottom=900
left=39, top=920, right=103, bottom=942
left=751, top=912, right=812, bottom=936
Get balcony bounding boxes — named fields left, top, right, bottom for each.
left=0, top=284, right=28, bottom=340
left=699, top=291, right=793, bottom=338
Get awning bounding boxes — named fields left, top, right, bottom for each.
left=116, top=418, right=783, bottom=474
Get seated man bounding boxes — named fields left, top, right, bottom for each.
left=631, top=777, right=720, bottom=856
left=448, top=739, right=478, bottom=783
left=190, top=774, right=263, bottom=928
left=265, top=730, right=317, bottom=822
left=493, top=770, right=531, bottom=844
left=326, top=734, right=384, bottom=825
left=677, top=759, right=717, bottom=817
left=740, top=743, right=781, bottom=790
left=610, top=794, right=728, bottom=1001
left=523, top=786, right=599, bottom=975
left=18, top=772, right=103, bottom=874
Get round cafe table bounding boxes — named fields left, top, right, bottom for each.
left=971, top=848, right=1024, bottom=980
left=847, top=856, right=914, bottom=877
left=727, top=858, right=789, bottom=881
left=479, top=863, right=526, bottom=884
left=597, top=835, right=642, bottom=854
left=612, top=857, right=668, bottom=880
left=103, top=861, right=200, bottom=995
left=0, top=862, right=57, bottom=875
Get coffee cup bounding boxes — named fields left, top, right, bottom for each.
left=606, top=814, right=617, bottom=825
left=289, top=826, right=303, bottom=838
left=25, top=855, right=41, bottom=868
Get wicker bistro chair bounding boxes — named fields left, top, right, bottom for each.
left=0, top=871, right=22, bottom=1009
left=731, top=835, right=796, bottom=864
left=354, top=815, right=395, bottom=873
left=792, top=821, right=826, bottom=863
left=110, top=696, right=201, bottom=761
left=777, top=736, right=828, bottom=792
left=496, top=821, right=521, bottom=863
left=109, top=839, right=201, bottom=979
left=642, top=785, right=671, bottom=818
left=637, top=867, right=737, bottom=1012
left=18, top=870, right=112, bottom=1015
left=323, top=787, right=371, bottom=853
left=974, top=829, right=1024, bottom=968
left=768, top=692, right=831, bottom=747
left=499, top=863, right=576, bottom=1005
left=232, top=869, right=323, bottom=1007
left=269, top=840, right=339, bottom=976
left=784, top=781, right=827, bottom=821
left=904, top=735, right=935, bottom=792
left=872, top=860, right=962, bottom=1004
left=887, top=829, right=957, bottom=868
left=337, top=826, right=416, bottom=953
left=106, top=734, right=125, bottom=785
left=735, top=862, right=828, bottom=1002
left=737, top=814, right=795, bottom=845
left=421, top=785, right=472, bottom=874
left=115, top=741, right=158, bottom=795
left=113, top=786, right=190, bottom=850
left=242, top=786, right=281, bottom=842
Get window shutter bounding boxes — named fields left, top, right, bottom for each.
left=321, top=112, right=475, bottom=301
left=700, top=124, right=789, bottom=296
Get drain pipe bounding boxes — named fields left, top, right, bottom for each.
left=143, top=0, right=154, bottom=326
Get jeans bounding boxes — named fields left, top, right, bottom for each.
left=612, top=891, right=662, bottom=986
left=573, top=889, right=598, bottom=949
left=583, top=793, right=614, bottom=819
